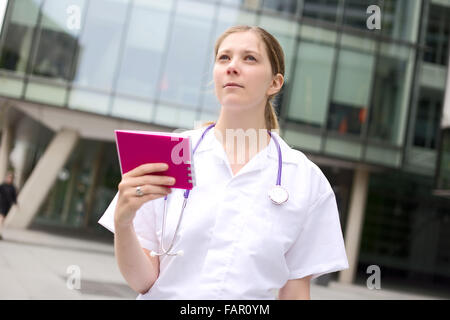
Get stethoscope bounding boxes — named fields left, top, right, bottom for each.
left=150, top=123, right=289, bottom=257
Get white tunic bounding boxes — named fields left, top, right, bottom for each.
left=99, top=127, right=349, bottom=299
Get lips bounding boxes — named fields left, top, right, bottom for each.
left=223, top=82, right=243, bottom=88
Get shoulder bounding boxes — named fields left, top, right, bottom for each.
left=277, top=136, right=334, bottom=203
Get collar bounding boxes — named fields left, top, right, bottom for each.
left=189, top=127, right=299, bottom=165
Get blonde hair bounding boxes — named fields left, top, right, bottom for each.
left=203, top=25, right=285, bottom=130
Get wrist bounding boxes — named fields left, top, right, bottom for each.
left=114, top=219, right=134, bottom=232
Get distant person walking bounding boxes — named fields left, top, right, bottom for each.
left=0, top=171, right=18, bottom=240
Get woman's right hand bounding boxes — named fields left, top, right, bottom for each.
left=114, top=163, right=176, bottom=228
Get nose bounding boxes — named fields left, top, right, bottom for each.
left=226, top=60, right=239, bottom=75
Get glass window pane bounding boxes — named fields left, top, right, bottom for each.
left=343, top=0, right=376, bottom=30
left=262, top=0, right=297, bottom=15
left=299, top=24, right=338, bottom=45
left=111, top=97, right=154, bottom=122
left=0, top=77, right=24, bottom=97
left=381, top=0, right=421, bottom=43
left=423, top=4, right=450, bottom=66
left=365, top=144, right=401, bottom=167
left=0, top=0, right=43, bottom=74
left=284, top=128, right=322, bottom=152
left=0, top=0, right=8, bottom=34
left=436, top=130, right=450, bottom=191
left=333, top=50, right=374, bottom=107
left=25, top=82, right=66, bottom=105
left=68, top=89, right=110, bottom=114
left=30, top=0, right=85, bottom=81
left=302, top=0, right=340, bottom=23
left=287, top=41, right=335, bottom=127
left=115, top=0, right=172, bottom=99
left=327, top=103, right=367, bottom=136
left=158, top=0, right=214, bottom=109
left=222, top=0, right=262, bottom=11
left=324, top=137, right=363, bottom=160
left=413, top=89, right=443, bottom=149
left=340, top=33, right=376, bottom=52
left=368, top=44, right=414, bottom=146
left=327, top=49, right=374, bottom=136
left=71, top=0, right=128, bottom=91
left=258, top=15, right=298, bottom=80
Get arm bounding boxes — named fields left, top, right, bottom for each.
left=277, top=275, right=313, bottom=300
left=114, top=223, right=160, bottom=294
left=112, top=163, right=174, bottom=294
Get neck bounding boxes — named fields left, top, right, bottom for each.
left=213, top=107, right=271, bottom=165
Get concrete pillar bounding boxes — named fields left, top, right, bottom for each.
left=0, top=112, right=13, bottom=182
left=338, top=165, right=370, bottom=284
left=5, top=128, right=79, bottom=229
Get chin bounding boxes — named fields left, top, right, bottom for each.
left=221, top=99, right=253, bottom=111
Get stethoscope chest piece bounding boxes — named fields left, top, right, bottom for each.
left=268, top=185, right=289, bottom=205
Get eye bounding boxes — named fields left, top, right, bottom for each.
left=218, top=54, right=229, bottom=60
left=245, top=55, right=256, bottom=61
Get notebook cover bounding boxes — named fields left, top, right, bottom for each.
left=115, top=130, right=195, bottom=190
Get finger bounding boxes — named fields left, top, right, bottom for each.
left=125, top=185, right=172, bottom=198
left=134, top=192, right=169, bottom=205
left=125, top=175, right=176, bottom=188
left=124, top=163, right=169, bottom=178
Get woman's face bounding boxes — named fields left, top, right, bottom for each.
left=213, top=31, right=281, bottom=112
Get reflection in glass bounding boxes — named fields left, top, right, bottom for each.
left=343, top=0, right=379, bottom=30
left=413, top=90, right=442, bottom=149
left=71, top=0, right=128, bottom=90
left=368, top=44, right=413, bottom=146
left=158, top=0, right=214, bottom=109
left=31, top=0, right=84, bottom=80
left=423, top=4, right=450, bottom=66
left=381, top=0, right=420, bottom=43
left=262, top=0, right=297, bottom=15
left=258, top=14, right=297, bottom=79
left=222, top=0, right=262, bottom=11
left=436, top=130, right=450, bottom=191
left=327, top=103, right=366, bottom=135
left=328, top=49, right=374, bottom=135
left=0, top=0, right=43, bottom=74
left=288, top=41, right=335, bottom=127
left=115, top=0, right=172, bottom=99
left=302, top=0, right=340, bottom=23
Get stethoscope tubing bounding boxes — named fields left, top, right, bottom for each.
left=151, top=123, right=284, bottom=257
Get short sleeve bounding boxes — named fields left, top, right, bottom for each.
left=284, top=189, right=349, bottom=280
left=98, top=192, right=160, bottom=252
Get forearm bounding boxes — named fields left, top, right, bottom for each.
left=277, top=276, right=312, bottom=300
left=114, top=223, right=158, bottom=294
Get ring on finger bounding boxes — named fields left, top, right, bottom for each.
left=135, top=186, right=144, bottom=197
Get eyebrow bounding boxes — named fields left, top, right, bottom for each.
left=217, top=49, right=261, bottom=57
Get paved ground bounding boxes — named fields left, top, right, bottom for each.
left=0, top=227, right=447, bottom=300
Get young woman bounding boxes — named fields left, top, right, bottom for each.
left=99, top=25, right=348, bottom=300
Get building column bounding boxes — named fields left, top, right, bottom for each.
left=5, top=128, right=79, bottom=229
left=339, top=165, right=370, bottom=284
left=0, top=108, right=13, bottom=182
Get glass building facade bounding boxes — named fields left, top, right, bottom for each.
left=0, top=0, right=449, bottom=292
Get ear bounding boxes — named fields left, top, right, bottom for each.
left=266, top=73, right=284, bottom=97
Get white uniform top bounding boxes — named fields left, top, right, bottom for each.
left=99, top=127, right=349, bottom=300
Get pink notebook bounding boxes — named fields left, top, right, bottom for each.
left=115, top=130, right=195, bottom=190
